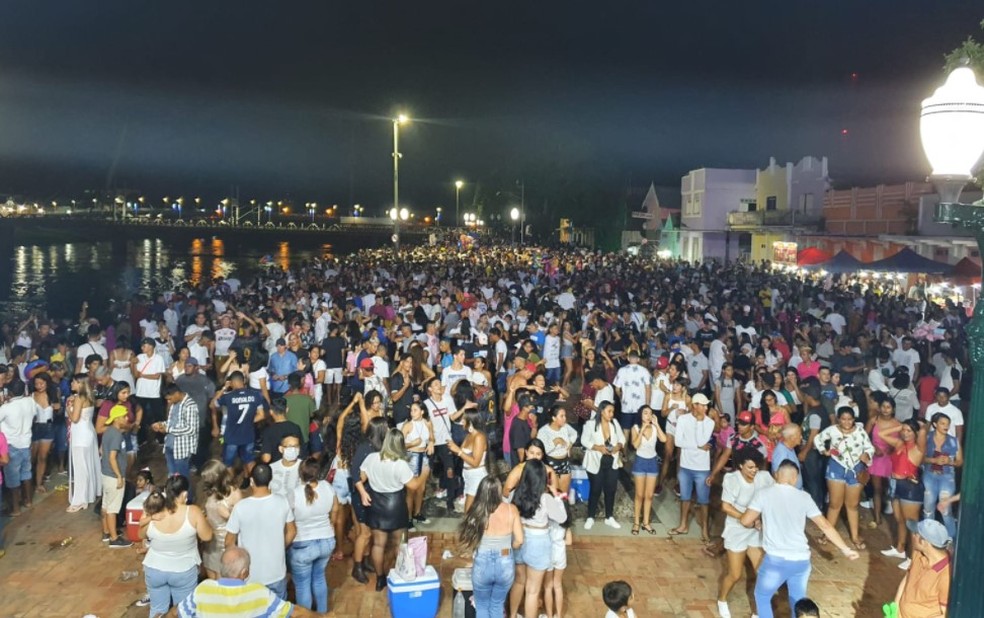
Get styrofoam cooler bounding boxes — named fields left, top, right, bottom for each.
left=125, top=491, right=149, bottom=542
left=452, top=567, right=475, bottom=618
left=570, top=466, right=589, bottom=503
left=388, top=565, right=440, bottom=618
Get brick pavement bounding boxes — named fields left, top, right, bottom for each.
left=0, top=478, right=906, bottom=618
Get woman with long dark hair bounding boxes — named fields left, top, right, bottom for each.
left=579, top=401, right=626, bottom=530
left=508, top=459, right=567, bottom=618
left=356, top=428, right=426, bottom=591
left=348, top=416, right=388, bottom=583
left=458, top=476, right=523, bottom=618
left=30, top=372, right=60, bottom=494
left=448, top=409, right=489, bottom=514
left=878, top=419, right=924, bottom=570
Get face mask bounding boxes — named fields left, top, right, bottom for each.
left=283, top=447, right=300, bottom=462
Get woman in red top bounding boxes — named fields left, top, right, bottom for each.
left=878, top=419, right=924, bottom=567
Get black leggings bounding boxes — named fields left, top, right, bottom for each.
left=433, top=444, right=461, bottom=510
left=588, top=454, right=618, bottom=519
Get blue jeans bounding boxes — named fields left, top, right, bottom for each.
left=545, top=367, right=562, bottom=386
left=677, top=467, right=711, bottom=504
left=289, top=537, right=335, bottom=612
left=164, top=446, right=193, bottom=503
left=222, top=441, right=255, bottom=466
left=3, top=446, right=31, bottom=488
left=922, top=472, right=957, bottom=538
left=144, top=565, right=198, bottom=618
left=267, top=577, right=287, bottom=600
left=754, top=554, right=811, bottom=618
left=472, top=548, right=515, bottom=618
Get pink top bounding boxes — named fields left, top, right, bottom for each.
left=868, top=423, right=893, bottom=478
left=502, top=403, right=535, bottom=455
left=0, top=431, right=7, bottom=485
left=797, top=360, right=821, bottom=380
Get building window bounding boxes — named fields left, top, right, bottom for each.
left=693, top=195, right=701, bottom=217
left=766, top=196, right=777, bottom=211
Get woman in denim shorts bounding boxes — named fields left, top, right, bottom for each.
left=631, top=406, right=666, bottom=535
left=813, top=407, right=875, bottom=550
left=879, top=420, right=924, bottom=568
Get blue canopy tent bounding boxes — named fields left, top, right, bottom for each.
left=804, top=250, right=865, bottom=273
left=865, top=248, right=953, bottom=275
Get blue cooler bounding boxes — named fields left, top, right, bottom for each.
left=570, top=466, right=589, bottom=503
left=388, top=565, right=440, bottom=618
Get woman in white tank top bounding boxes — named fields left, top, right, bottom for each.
left=631, top=405, right=667, bottom=535
left=401, top=402, right=434, bottom=524
left=139, top=476, right=213, bottom=617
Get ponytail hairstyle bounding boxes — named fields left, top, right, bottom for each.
left=163, top=475, right=191, bottom=511
left=300, top=457, right=321, bottom=505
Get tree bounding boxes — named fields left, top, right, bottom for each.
left=945, top=19, right=984, bottom=189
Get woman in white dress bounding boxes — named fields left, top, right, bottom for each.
left=109, top=335, right=135, bottom=389
left=67, top=376, right=101, bottom=512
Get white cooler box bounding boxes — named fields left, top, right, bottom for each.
left=388, top=565, right=440, bottom=618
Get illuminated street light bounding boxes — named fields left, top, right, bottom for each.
left=400, top=207, right=409, bottom=221
left=454, top=180, right=464, bottom=226
left=393, top=113, right=410, bottom=250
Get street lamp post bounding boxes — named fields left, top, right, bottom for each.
left=510, top=207, right=520, bottom=244
left=920, top=63, right=984, bottom=617
left=455, top=180, right=464, bottom=227
left=393, top=114, right=409, bottom=251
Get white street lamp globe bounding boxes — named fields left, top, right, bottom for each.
left=400, top=207, right=409, bottom=221
left=389, top=208, right=398, bottom=220
left=510, top=207, right=520, bottom=221
left=920, top=66, right=984, bottom=179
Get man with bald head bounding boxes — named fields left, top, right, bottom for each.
left=178, top=547, right=328, bottom=617
left=770, top=424, right=803, bottom=488
left=740, top=461, right=859, bottom=618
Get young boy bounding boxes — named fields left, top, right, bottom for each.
left=794, top=598, right=820, bottom=617
left=602, top=580, right=636, bottom=618
left=101, top=405, right=133, bottom=548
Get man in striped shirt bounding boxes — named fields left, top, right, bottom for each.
left=178, top=547, right=323, bottom=617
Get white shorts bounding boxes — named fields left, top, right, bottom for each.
left=723, top=524, right=762, bottom=553
left=325, top=368, right=344, bottom=385
left=548, top=525, right=567, bottom=571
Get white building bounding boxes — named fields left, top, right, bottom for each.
left=679, top=168, right=756, bottom=262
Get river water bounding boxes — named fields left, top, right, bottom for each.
left=0, top=236, right=334, bottom=321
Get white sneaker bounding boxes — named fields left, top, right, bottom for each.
left=883, top=502, right=894, bottom=515
left=584, top=517, right=595, bottom=530
left=604, top=517, right=621, bottom=529
left=859, top=499, right=872, bottom=509
left=880, top=546, right=906, bottom=560
left=717, top=600, right=732, bottom=618
left=434, top=489, right=447, bottom=500
left=898, top=558, right=912, bottom=570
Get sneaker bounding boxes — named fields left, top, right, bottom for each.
left=717, top=600, right=732, bottom=618
left=859, top=499, right=872, bottom=509
left=883, top=502, right=894, bottom=515
left=109, top=537, right=133, bottom=549
left=101, top=533, right=111, bottom=543
left=416, top=515, right=430, bottom=525
left=434, top=489, right=447, bottom=500
left=674, top=487, right=681, bottom=498
left=880, top=546, right=907, bottom=560
left=898, top=558, right=912, bottom=570
left=604, top=517, right=621, bottom=529
left=584, top=517, right=595, bottom=530
left=654, top=483, right=663, bottom=497
left=408, top=520, right=417, bottom=532
left=135, top=595, right=151, bottom=607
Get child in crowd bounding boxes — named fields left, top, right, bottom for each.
left=135, top=468, right=155, bottom=495
left=602, top=580, right=636, bottom=618
left=794, top=597, right=820, bottom=616
left=545, top=500, right=574, bottom=618
left=715, top=413, right=734, bottom=451
left=100, top=405, right=132, bottom=548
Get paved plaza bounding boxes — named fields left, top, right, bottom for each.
left=0, top=470, right=907, bottom=618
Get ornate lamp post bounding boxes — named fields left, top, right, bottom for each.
left=921, top=63, right=984, bottom=617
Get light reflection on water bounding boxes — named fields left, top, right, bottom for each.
left=1, top=237, right=333, bottom=320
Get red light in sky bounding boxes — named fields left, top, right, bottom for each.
left=851, top=72, right=858, bottom=80
left=841, top=128, right=849, bottom=135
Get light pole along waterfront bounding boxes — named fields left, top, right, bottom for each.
left=919, top=62, right=984, bottom=616
left=393, top=113, right=409, bottom=251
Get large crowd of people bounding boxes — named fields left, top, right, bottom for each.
left=0, top=235, right=967, bottom=617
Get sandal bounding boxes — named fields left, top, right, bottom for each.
left=631, top=525, right=640, bottom=536
left=852, top=539, right=866, bottom=550
left=816, top=535, right=829, bottom=546
left=667, top=528, right=688, bottom=536
left=641, top=524, right=657, bottom=535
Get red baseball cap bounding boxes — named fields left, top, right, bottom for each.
left=737, top=411, right=754, bottom=425
left=524, top=363, right=537, bottom=373
left=656, top=356, right=669, bottom=370
left=359, top=358, right=375, bottom=371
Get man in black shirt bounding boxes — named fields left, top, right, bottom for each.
left=321, top=324, right=347, bottom=411
left=260, top=398, right=303, bottom=464
left=508, top=395, right=536, bottom=468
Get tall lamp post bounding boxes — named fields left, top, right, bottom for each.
left=455, top=180, right=464, bottom=227
left=920, top=63, right=984, bottom=617
left=393, top=114, right=409, bottom=251
left=510, top=207, right=520, bottom=244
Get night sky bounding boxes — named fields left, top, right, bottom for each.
left=0, top=1, right=981, bottom=213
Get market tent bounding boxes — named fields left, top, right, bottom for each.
left=797, top=247, right=832, bottom=266
left=951, top=257, right=981, bottom=283
left=866, top=248, right=953, bottom=274
left=804, top=250, right=864, bottom=273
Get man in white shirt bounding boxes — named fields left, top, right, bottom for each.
left=184, top=312, right=210, bottom=345
left=133, top=337, right=167, bottom=441
left=708, top=329, right=729, bottom=385
left=925, top=388, right=964, bottom=442
left=824, top=309, right=846, bottom=335
left=542, top=323, right=562, bottom=386
left=612, top=350, right=651, bottom=429
left=892, top=337, right=921, bottom=381
left=740, top=461, right=858, bottom=618
left=686, top=341, right=710, bottom=395
left=668, top=393, right=715, bottom=540
left=212, top=315, right=237, bottom=368
left=0, top=380, right=41, bottom=515
left=226, top=463, right=296, bottom=599
left=440, top=347, right=473, bottom=391
left=75, top=324, right=109, bottom=374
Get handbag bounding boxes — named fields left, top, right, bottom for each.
left=855, top=465, right=871, bottom=487
left=408, top=535, right=428, bottom=576
left=395, top=534, right=417, bottom=581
